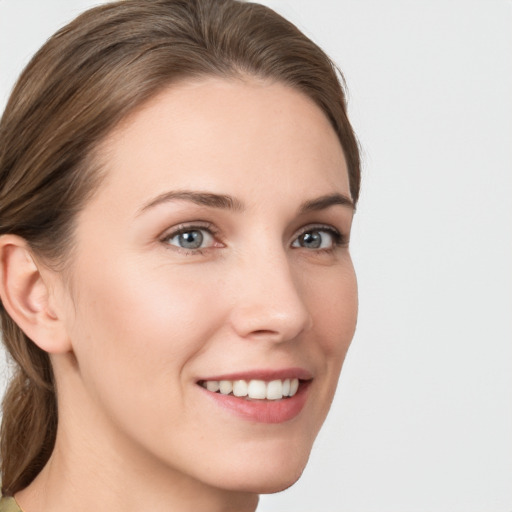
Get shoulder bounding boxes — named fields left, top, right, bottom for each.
left=0, top=497, right=21, bottom=512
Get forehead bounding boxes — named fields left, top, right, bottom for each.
left=94, top=77, right=350, bottom=209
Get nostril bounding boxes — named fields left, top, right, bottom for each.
left=251, top=329, right=277, bottom=336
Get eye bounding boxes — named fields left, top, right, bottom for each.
left=163, top=225, right=217, bottom=251
left=291, top=226, right=344, bottom=250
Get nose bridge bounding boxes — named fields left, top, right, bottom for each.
left=229, top=241, right=312, bottom=342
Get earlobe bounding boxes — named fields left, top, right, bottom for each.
left=0, top=234, right=71, bottom=354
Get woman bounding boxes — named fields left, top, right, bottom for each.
left=0, top=0, right=360, bottom=510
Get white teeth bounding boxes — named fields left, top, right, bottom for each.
left=219, top=380, right=233, bottom=395
left=248, top=380, right=267, bottom=399
left=289, top=378, right=299, bottom=396
left=233, top=380, right=248, bottom=397
left=266, top=380, right=283, bottom=400
left=282, top=378, right=291, bottom=397
left=206, top=381, right=220, bottom=392
left=201, top=377, right=301, bottom=400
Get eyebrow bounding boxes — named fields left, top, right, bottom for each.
left=298, top=193, right=355, bottom=214
left=138, top=190, right=354, bottom=216
left=138, top=191, right=245, bottom=215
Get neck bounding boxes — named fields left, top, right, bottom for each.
left=16, top=428, right=259, bottom=512
left=18, top=459, right=258, bottom=512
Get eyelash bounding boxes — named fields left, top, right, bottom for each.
left=293, top=224, right=348, bottom=252
left=160, top=222, right=220, bottom=256
left=160, top=222, right=348, bottom=255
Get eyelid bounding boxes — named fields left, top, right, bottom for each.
left=160, top=221, right=217, bottom=239
left=160, top=221, right=223, bottom=254
left=292, top=223, right=348, bottom=248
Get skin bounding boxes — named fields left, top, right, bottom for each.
left=13, top=77, right=358, bottom=512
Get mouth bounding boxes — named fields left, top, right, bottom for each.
left=196, top=370, right=312, bottom=423
left=198, top=377, right=301, bottom=400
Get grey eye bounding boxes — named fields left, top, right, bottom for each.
left=166, top=229, right=214, bottom=250
left=292, top=229, right=339, bottom=250
left=297, top=231, right=322, bottom=249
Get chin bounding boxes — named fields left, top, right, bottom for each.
left=252, top=468, right=306, bottom=495
left=226, top=469, right=306, bottom=495
left=214, top=447, right=311, bottom=495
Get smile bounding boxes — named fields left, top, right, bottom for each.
left=197, top=371, right=312, bottom=424
left=199, top=378, right=300, bottom=400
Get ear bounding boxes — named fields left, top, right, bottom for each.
left=0, top=234, right=72, bottom=354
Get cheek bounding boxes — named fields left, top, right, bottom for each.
left=298, top=258, right=357, bottom=423
left=305, top=259, right=358, bottom=358
left=67, top=259, right=224, bottom=396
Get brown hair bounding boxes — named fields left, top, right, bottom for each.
left=0, top=0, right=360, bottom=496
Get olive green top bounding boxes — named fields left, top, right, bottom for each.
left=0, top=497, right=22, bottom=512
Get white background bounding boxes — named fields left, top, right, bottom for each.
left=1, top=1, right=511, bottom=511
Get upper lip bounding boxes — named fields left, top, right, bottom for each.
left=197, top=367, right=313, bottom=382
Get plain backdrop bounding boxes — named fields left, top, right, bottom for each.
left=1, top=1, right=511, bottom=511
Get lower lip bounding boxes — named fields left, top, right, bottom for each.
left=198, top=381, right=310, bottom=424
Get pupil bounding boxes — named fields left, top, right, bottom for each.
left=179, top=230, right=203, bottom=249
left=301, top=232, right=321, bottom=248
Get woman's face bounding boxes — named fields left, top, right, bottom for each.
left=54, top=77, right=357, bottom=493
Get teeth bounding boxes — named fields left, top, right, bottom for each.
left=282, top=378, right=291, bottom=397
left=266, top=380, right=283, bottom=400
left=289, top=378, right=299, bottom=396
left=206, top=381, right=220, bottom=392
left=219, top=380, right=233, bottom=395
left=248, top=380, right=267, bottom=399
left=201, top=378, right=300, bottom=400
left=233, top=380, right=248, bottom=397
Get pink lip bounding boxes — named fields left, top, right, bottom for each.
left=196, top=368, right=312, bottom=424
left=197, top=367, right=313, bottom=382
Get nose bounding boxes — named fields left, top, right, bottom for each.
left=228, top=248, right=313, bottom=343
